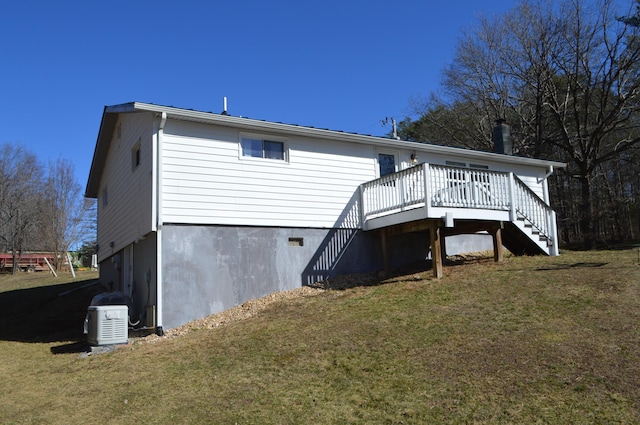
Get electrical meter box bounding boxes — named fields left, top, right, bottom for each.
left=86, top=305, right=128, bottom=345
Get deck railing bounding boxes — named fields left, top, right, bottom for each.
left=360, top=163, right=554, bottom=240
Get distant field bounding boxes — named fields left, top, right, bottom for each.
left=0, top=250, right=638, bottom=424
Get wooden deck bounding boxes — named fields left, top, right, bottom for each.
left=358, top=163, right=559, bottom=277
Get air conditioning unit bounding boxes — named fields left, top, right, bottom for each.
left=86, top=305, right=129, bottom=346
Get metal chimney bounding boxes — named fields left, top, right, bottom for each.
left=493, top=118, right=512, bottom=155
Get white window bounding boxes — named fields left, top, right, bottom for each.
left=445, top=160, right=490, bottom=170
left=469, top=163, right=489, bottom=170
left=241, top=137, right=286, bottom=160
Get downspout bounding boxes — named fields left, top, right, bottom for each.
left=155, top=112, right=167, bottom=336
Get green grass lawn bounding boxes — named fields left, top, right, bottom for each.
left=0, top=250, right=638, bottom=424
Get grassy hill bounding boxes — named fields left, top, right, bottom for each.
left=0, top=250, right=638, bottom=424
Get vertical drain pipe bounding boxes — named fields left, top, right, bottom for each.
left=155, top=112, right=167, bottom=336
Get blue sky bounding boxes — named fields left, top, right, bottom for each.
left=1, top=1, right=516, bottom=188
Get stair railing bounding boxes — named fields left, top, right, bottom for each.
left=360, top=163, right=555, bottom=245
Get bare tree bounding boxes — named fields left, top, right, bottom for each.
left=0, top=144, right=44, bottom=273
left=0, top=145, right=94, bottom=273
left=41, top=158, right=93, bottom=269
left=403, top=0, right=640, bottom=247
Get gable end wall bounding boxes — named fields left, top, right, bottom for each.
left=97, top=112, right=154, bottom=262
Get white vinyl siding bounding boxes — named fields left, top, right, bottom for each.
left=160, top=121, right=374, bottom=228
left=92, top=108, right=554, bottom=254
left=97, top=113, right=154, bottom=261
left=158, top=120, right=549, bottom=228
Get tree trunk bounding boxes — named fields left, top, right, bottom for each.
left=580, top=175, right=596, bottom=249
left=11, top=250, right=18, bottom=275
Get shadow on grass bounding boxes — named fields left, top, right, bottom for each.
left=536, top=262, right=608, bottom=271
left=50, top=341, right=91, bottom=354
left=307, top=255, right=499, bottom=291
left=306, top=270, right=385, bottom=290
left=0, top=278, right=102, bottom=345
left=308, top=259, right=442, bottom=290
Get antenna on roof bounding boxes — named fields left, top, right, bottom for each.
left=222, top=97, right=228, bottom=115
left=381, top=117, right=400, bottom=140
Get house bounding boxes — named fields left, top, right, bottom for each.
left=85, top=102, right=565, bottom=334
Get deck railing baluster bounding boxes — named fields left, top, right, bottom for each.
left=360, top=163, right=553, bottom=243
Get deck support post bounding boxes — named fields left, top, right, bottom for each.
left=430, top=223, right=443, bottom=279
left=381, top=228, right=390, bottom=273
left=492, top=225, right=504, bottom=262
left=441, top=232, right=447, bottom=260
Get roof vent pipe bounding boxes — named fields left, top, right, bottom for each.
left=493, top=118, right=512, bottom=155
left=222, top=97, right=228, bottom=115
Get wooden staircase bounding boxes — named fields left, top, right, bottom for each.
left=503, top=218, right=550, bottom=256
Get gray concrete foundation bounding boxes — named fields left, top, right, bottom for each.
left=100, top=225, right=495, bottom=331
left=160, top=224, right=430, bottom=330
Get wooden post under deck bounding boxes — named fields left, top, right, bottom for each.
left=381, top=228, right=390, bottom=273
left=430, top=224, right=443, bottom=279
left=379, top=219, right=445, bottom=279
left=492, top=226, right=504, bottom=262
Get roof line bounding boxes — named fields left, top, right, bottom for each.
left=86, top=101, right=567, bottom=197
left=121, top=102, right=567, bottom=168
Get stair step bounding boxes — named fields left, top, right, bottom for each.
left=504, top=220, right=552, bottom=256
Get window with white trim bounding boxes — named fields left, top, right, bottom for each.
left=241, top=137, right=286, bottom=160
left=469, top=163, right=489, bottom=170
left=445, top=160, right=489, bottom=170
